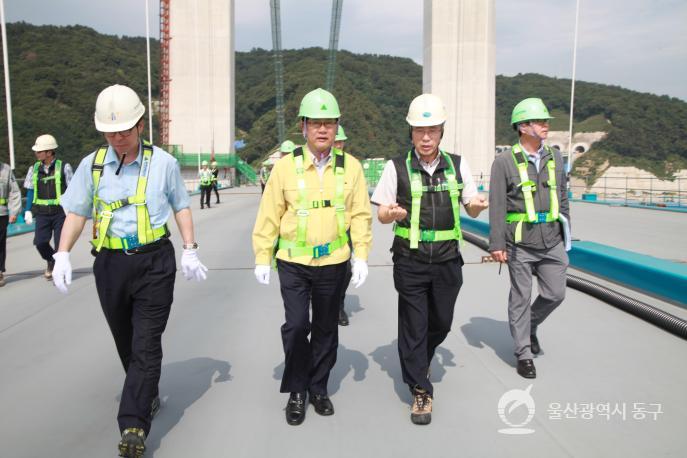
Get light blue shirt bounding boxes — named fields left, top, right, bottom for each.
left=519, top=142, right=546, bottom=171
left=60, top=144, right=190, bottom=238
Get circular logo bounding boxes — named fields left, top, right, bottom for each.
left=422, top=111, right=432, bottom=118
left=497, top=384, right=536, bottom=435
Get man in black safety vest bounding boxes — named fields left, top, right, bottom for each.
left=488, top=97, right=571, bottom=379
left=371, top=94, right=488, bottom=425
left=22, top=134, right=73, bottom=280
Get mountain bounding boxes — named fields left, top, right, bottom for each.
left=1, top=23, right=685, bottom=179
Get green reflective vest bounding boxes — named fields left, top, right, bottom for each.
left=505, top=144, right=559, bottom=243
left=32, top=160, right=62, bottom=206
left=277, top=147, right=348, bottom=259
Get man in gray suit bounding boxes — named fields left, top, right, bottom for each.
left=488, top=98, right=570, bottom=379
left=0, top=161, right=22, bottom=286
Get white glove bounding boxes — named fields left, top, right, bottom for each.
left=24, top=210, right=33, bottom=225
left=52, top=251, right=72, bottom=294
left=351, top=259, right=368, bottom=288
left=181, top=249, right=208, bottom=281
left=254, top=264, right=270, bottom=285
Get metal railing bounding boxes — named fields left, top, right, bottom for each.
left=569, top=176, right=686, bottom=207
left=363, top=172, right=687, bottom=208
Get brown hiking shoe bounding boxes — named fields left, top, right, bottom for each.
left=0, top=272, right=6, bottom=287
left=410, top=389, right=432, bottom=425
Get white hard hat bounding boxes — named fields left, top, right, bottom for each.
left=201, top=160, right=209, bottom=166
left=94, top=84, right=145, bottom=132
left=406, top=94, right=447, bottom=127
left=32, top=134, right=58, bottom=152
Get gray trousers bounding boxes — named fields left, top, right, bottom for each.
left=507, top=242, right=568, bottom=360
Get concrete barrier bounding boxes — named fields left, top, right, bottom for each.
left=459, top=216, right=687, bottom=307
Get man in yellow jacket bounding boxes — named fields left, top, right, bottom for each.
left=252, top=88, right=372, bottom=426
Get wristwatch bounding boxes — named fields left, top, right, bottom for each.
left=183, top=242, right=199, bottom=249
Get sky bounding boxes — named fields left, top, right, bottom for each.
left=4, top=0, right=686, bottom=101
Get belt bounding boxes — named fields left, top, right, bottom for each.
left=94, top=236, right=171, bottom=256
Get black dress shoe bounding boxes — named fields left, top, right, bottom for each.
left=285, top=392, right=307, bottom=425
left=309, top=393, right=334, bottom=416
left=338, top=309, right=349, bottom=326
left=517, top=359, right=537, bottom=379
left=530, top=334, right=541, bottom=355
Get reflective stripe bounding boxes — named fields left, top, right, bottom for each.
left=393, top=225, right=461, bottom=242
left=32, top=159, right=62, bottom=206
left=279, top=147, right=347, bottom=259
left=98, top=225, right=168, bottom=250
left=506, top=144, right=559, bottom=243
left=91, top=142, right=161, bottom=252
left=0, top=198, right=6, bottom=205
left=397, top=149, right=463, bottom=249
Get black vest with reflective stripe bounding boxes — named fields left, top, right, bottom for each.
left=33, top=161, right=66, bottom=216
left=391, top=151, right=463, bottom=264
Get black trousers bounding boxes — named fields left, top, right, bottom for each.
left=340, top=260, right=352, bottom=312
left=212, top=183, right=220, bottom=202
left=200, top=185, right=211, bottom=208
left=277, top=259, right=348, bottom=395
left=393, top=254, right=463, bottom=396
left=93, top=241, right=176, bottom=434
left=0, top=215, right=7, bottom=272
left=33, top=210, right=65, bottom=262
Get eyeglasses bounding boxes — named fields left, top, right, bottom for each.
left=306, top=119, right=338, bottom=129
left=529, top=119, right=550, bottom=125
left=104, top=125, right=138, bottom=139
left=412, top=126, right=443, bottom=136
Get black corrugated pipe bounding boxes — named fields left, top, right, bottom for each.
left=462, top=231, right=687, bottom=340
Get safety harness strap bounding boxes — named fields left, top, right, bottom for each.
left=279, top=147, right=348, bottom=259
left=399, top=149, right=463, bottom=249
left=506, top=144, right=559, bottom=243
left=91, top=142, right=162, bottom=252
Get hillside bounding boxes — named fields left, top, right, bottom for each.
left=1, top=23, right=686, bottom=179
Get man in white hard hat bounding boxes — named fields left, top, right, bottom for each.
left=22, top=134, right=73, bottom=280
left=0, top=160, right=22, bottom=286
left=52, top=84, right=208, bottom=457
left=199, top=160, right=213, bottom=209
left=371, top=94, right=488, bottom=425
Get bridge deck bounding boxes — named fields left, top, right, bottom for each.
left=1, top=188, right=685, bottom=457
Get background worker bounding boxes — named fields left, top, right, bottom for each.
left=279, top=139, right=296, bottom=158
left=23, top=134, right=73, bottom=280
left=259, top=163, right=270, bottom=193
left=488, top=97, right=570, bottom=380
left=371, top=94, right=488, bottom=425
left=0, top=160, right=22, bottom=287
left=252, top=88, right=372, bottom=426
left=199, top=160, right=213, bottom=209
left=210, top=160, right=220, bottom=204
left=334, top=125, right=352, bottom=326
left=51, top=84, right=207, bottom=457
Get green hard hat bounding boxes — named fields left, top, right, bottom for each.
left=335, top=125, right=348, bottom=141
left=511, top=98, right=554, bottom=125
left=298, top=88, right=341, bottom=119
left=280, top=140, right=296, bottom=153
